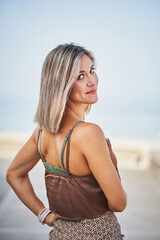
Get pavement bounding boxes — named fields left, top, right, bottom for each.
left=0, top=158, right=160, bottom=240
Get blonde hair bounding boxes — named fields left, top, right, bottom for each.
left=34, top=43, right=95, bottom=133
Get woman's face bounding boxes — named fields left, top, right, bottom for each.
left=69, top=54, right=99, bottom=105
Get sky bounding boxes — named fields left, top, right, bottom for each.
left=0, top=0, right=160, bottom=138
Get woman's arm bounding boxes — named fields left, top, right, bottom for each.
left=81, top=123, right=127, bottom=212
left=6, top=128, right=58, bottom=225
left=106, top=138, right=117, bottom=169
left=106, top=138, right=122, bottom=180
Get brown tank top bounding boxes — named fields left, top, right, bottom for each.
left=39, top=121, right=108, bottom=220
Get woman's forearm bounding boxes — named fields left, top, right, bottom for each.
left=6, top=174, right=45, bottom=216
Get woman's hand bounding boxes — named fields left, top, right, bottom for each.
left=44, top=212, right=60, bottom=226
left=106, top=138, right=117, bottom=169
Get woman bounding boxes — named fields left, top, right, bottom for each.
left=6, top=43, right=127, bottom=239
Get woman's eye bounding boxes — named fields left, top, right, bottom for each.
left=90, top=67, right=96, bottom=73
left=77, top=74, right=84, bottom=80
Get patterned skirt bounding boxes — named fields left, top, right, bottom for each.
left=49, top=211, right=124, bottom=240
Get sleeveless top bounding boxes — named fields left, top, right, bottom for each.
left=38, top=121, right=109, bottom=220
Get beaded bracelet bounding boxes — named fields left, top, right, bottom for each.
left=38, top=208, right=52, bottom=225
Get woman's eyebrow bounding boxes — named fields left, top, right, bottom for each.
left=79, top=64, right=94, bottom=73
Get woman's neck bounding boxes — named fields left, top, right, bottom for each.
left=65, top=99, right=87, bottom=121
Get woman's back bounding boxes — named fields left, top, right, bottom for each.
left=38, top=121, right=109, bottom=220
left=39, top=121, right=92, bottom=176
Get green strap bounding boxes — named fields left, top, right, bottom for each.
left=39, top=129, right=46, bottom=162
left=44, top=162, right=73, bottom=176
left=39, top=129, right=73, bottom=175
left=61, top=121, right=84, bottom=169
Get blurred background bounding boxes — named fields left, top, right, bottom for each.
left=0, top=0, right=160, bottom=239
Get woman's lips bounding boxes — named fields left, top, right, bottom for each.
left=86, top=89, right=97, bottom=94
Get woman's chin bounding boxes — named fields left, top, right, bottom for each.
left=88, top=98, right=98, bottom=104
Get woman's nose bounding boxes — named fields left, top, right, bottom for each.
left=87, top=75, right=98, bottom=86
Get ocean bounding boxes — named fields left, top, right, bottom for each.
left=0, top=96, right=160, bottom=140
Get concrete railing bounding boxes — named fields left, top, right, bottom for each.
left=149, top=151, right=160, bottom=186
left=0, top=131, right=30, bottom=159
left=0, top=132, right=160, bottom=178
left=111, top=138, right=160, bottom=170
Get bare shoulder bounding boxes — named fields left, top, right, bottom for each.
left=73, top=122, right=106, bottom=147
left=77, top=122, right=104, bottom=138
left=21, top=126, right=41, bottom=152
left=28, top=127, right=41, bottom=146
left=22, top=126, right=41, bottom=151
left=83, top=122, right=104, bottom=137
